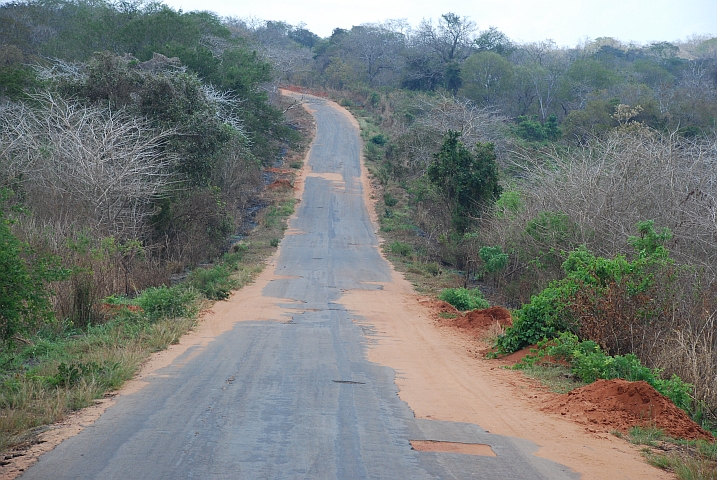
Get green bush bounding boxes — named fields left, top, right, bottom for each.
left=388, top=241, right=413, bottom=257
left=0, top=192, right=69, bottom=341
left=439, top=287, right=490, bottom=311
left=493, top=190, right=524, bottom=219
left=383, top=192, right=398, bottom=207
left=427, top=131, right=501, bottom=232
left=133, top=285, right=198, bottom=322
left=516, top=332, right=693, bottom=412
left=365, top=142, right=383, bottom=161
left=187, top=265, right=238, bottom=300
left=495, top=280, right=578, bottom=353
left=513, top=115, right=561, bottom=143
left=479, top=245, right=508, bottom=273
left=371, top=134, right=388, bottom=146
left=423, top=262, right=442, bottom=277
left=496, top=223, right=674, bottom=354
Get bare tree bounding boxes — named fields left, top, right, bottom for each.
left=0, top=92, right=175, bottom=239
left=515, top=40, right=571, bottom=120
left=341, top=23, right=405, bottom=87
left=416, top=13, right=476, bottom=63
left=389, top=93, right=507, bottom=174
left=501, top=125, right=717, bottom=273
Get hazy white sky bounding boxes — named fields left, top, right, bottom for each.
left=161, top=0, right=716, bottom=47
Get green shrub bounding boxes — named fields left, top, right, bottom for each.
left=423, top=262, right=442, bottom=277
left=524, top=211, right=579, bottom=246
left=513, top=115, right=560, bottom=143
left=388, top=241, right=413, bottom=257
left=496, top=223, right=674, bottom=354
left=427, top=131, right=501, bottom=232
left=371, top=134, right=388, bottom=146
left=133, top=285, right=198, bottom=322
left=495, top=280, right=578, bottom=353
left=494, top=190, right=524, bottom=219
left=365, top=142, right=383, bottom=161
left=222, top=250, right=244, bottom=268
left=516, top=332, right=694, bottom=412
left=0, top=192, right=69, bottom=341
left=383, top=192, right=398, bottom=207
left=187, top=265, right=238, bottom=300
left=439, top=287, right=490, bottom=311
left=479, top=245, right=508, bottom=273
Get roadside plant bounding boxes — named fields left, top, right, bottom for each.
left=133, top=285, right=199, bottom=322
left=516, top=332, right=693, bottom=412
left=496, top=222, right=675, bottom=354
left=427, top=130, right=501, bottom=232
left=439, top=287, right=490, bottom=311
left=0, top=191, right=69, bottom=342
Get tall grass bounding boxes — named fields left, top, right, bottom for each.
left=0, top=314, right=195, bottom=450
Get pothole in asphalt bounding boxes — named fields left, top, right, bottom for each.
left=332, top=380, right=366, bottom=385
left=410, top=440, right=496, bottom=457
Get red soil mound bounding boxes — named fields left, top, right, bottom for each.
left=418, top=298, right=459, bottom=316
left=498, top=346, right=535, bottom=365
left=545, top=379, right=713, bottom=441
left=268, top=179, right=294, bottom=189
left=454, top=306, right=512, bottom=332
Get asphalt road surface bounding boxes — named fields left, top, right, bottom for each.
left=22, top=96, right=577, bottom=479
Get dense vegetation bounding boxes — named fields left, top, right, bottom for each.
left=0, top=0, right=307, bottom=449
left=0, top=0, right=300, bottom=334
left=228, top=11, right=717, bottom=439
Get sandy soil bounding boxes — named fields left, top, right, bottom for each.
left=339, top=285, right=673, bottom=480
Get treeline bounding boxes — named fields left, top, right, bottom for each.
left=0, top=0, right=297, bottom=339
left=234, top=13, right=717, bottom=138
left=233, top=13, right=717, bottom=428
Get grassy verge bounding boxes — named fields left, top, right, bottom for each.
left=0, top=310, right=198, bottom=452
left=614, top=426, right=717, bottom=479
left=0, top=101, right=312, bottom=455
left=0, top=195, right=296, bottom=454
left=352, top=110, right=463, bottom=296
left=517, top=363, right=587, bottom=394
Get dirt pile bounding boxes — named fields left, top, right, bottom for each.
left=454, top=307, right=512, bottom=331
left=417, top=298, right=459, bottom=315
left=545, top=379, right=713, bottom=441
left=438, top=306, right=512, bottom=339
left=268, top=179, right=294, bottom=189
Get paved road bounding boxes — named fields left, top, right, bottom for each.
left=22, top=97, right=577, bottom=479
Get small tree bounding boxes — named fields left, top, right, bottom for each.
left=427, top=130, right=501, bottom=231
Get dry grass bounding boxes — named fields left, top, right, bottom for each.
left=518, top=364, right=587, bottom=394
left=638, top=436, right=717, bottom=480
left=0, top=314, right=197, bottom=451
left=483, top=321, right=507, bottom=345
